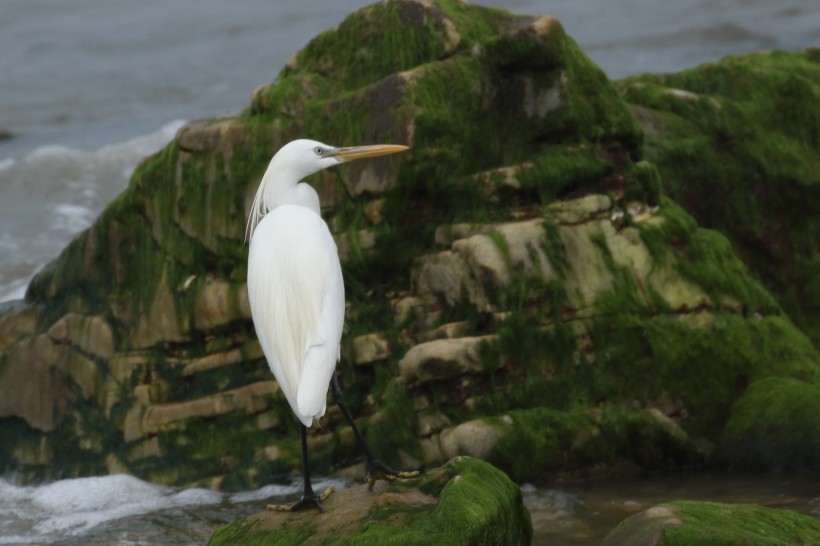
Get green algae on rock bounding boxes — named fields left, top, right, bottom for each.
left=719, top=377, right=820, bottom=473
left=602, top=500, right=820, bottom=546
left=619, top=49, right=820, bottom=347
left=407, top=191, right=819, bottom=481
left=207, top=457, right=532, bottom=546
left=485, top=405, right=694, bottom=483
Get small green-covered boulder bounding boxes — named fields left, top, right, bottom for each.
left=719, top=377, right=820, bottom=473
left=602, top=500, right=820, bottom=545
left=207, top=457, right=532, bottom=546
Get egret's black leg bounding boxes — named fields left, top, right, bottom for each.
left=266, top=423, right=334, bottom=512
left=331, top=371, right=420, bottom=488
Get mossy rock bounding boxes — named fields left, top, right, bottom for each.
left=207, top=457, right=532, bottom=546
left=0, top=0, right=649, bottom=485
left=3, top=0, right=820, bottom=491
left=602, top=500, right=820, bottom=545
left=452, top=196, right=820, bottom=481
left=719, top=377, right=820, bottom=473
left=485, top=404, right=697, bottom=483
left=619, top=49, right=820, bottom=346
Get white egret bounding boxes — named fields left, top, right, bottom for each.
left=246, top=139, right=416, bottom=511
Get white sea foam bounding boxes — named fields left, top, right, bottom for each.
left=0, top=473, right=351, bottom=544
left=0, top=474, right=212, bottom=540
left=228, top=478, right=351, bottom=503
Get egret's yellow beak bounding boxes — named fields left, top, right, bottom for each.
left=328, top=144, right=409, bottom=162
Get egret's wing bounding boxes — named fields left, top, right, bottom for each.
left=247, top=204, right=344, bottom=427
left=296, top=267, right=344, bottom=421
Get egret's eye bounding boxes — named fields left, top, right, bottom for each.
left=314, top=146, right=324, bottom=156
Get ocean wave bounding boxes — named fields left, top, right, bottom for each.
left=0, top=473, right=351, bottom=543
left=21, top=119, right=186, bottom=180
left=0, top=120, right=186, bottom=304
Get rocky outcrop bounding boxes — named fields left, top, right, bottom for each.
left=602, top=500, right=820, bottom=545
left=620, top=48, right=820, bottom=348
left=207, top=457, right=533, bottom=546
left=0, top=0, right=819, bottom=489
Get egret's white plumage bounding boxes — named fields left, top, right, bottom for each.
left=246, top=139, right=407, bottom=428
left=248, top=204, right=344, bottom=426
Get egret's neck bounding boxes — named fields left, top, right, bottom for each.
left=263, top=173, right=321, bottom=213
left=246, top=166, right=322, bottom=242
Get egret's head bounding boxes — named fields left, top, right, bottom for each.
left=247, top=139, right=409, bottom=242
left=273, top=138, right=409, bottom=180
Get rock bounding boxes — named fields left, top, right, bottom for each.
left=344, top=160, right=398, bottom=197
left=621, top=49, right=820, bottom=347
left=207, top=457, right=532, bottom=546
left=602, top=501, right=820, bottom=545
left=108, top=353, right=151, bottom=384
left=433, top=222, right=493, bottom=247
left=124, top=380, right=279, bottom=442
left=546, top=194, right=612, bottom=225
left=467, top=163, right=533, bottom=200
left=177, top=118, right=253, bottom=157
left=335, top=229, right=376, bottom=264
left=396, top=335, right=496, bottom=387
left=426, top=418, right=507, bottom=462
left=47, top=313, right=115, bottom=359
left=363, top=198, right=386, bottom=224
left=351, top=333, right=391, bottom=365
left=452, top=219, right=557, bottom=299
left=64, top=350, right=98, bottom=400
left=416, top=197, right=713, bottom=319
left=417, top=320, right=470, bottom=342
left=12, top=437, right=54, bottom=466
left=0, top=301, right=40, bottom=352
left=415, top=249, right=473, bottom=308
left=193, top=277, right=251, bottom=330
left=719, top=377, right=820, bottom=472
left=603, top=505, right=683, bottom=545
left=0, top=334, right=72, bottom=432
left=415, top=409, right=451, bottom=437
left=417, top=218, right=560, bottom=312
left=131, top=269, right=187, bottom=348
left=181, top=344, right=261, bottom=376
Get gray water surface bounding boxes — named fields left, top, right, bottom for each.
left=1, top=0, right=819, bottom=301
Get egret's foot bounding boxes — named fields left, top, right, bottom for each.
left=266, top=487, right=335, bottom=512
left=366, top=459, right=421, bottom=490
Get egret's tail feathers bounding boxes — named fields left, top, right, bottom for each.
left=295, top=345, right=334, bottom=426
left=294, top=400, right=327, bottom=428
left=296, top=412, right=316, bottom=428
